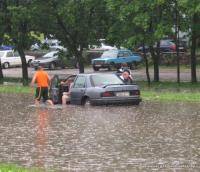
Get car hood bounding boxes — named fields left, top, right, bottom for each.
left=32, top=57, right=58, bottom=63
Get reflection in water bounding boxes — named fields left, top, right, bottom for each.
left=35, top=108, right=49, bottom=169
left=0, top=94, right=199, bottom=171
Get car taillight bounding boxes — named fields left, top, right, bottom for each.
left=101, top=91, right=114, bottom=97
left=130, top=90, right=140, bottom=96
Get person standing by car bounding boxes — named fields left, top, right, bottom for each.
left=120, top=69, right=133, bottom=84
left=60, top=78, right=74, bottom=105
left=30, top=66, right=54, bottom=105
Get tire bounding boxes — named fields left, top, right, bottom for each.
left=93, top=66, right=99, bottom=71
left=108, top=62, right=115, bottom=71
left=133, top=101, right=140, bottom=105
left=81, top=97, right=91, bottom=106
left=3, top=62, right=9, bottom=69
left=49, top=63, right=56, bottom=70
left=27, top=60, right=32, bottom=67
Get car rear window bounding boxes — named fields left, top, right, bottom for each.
left=91, top=74, right=123, bottom=87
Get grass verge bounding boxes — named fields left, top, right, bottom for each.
left=0, top=164, right=44, bottom=172
left=0, top=82, right=200, bottom=102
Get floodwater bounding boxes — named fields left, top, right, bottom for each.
left=0, top=93, right=199, bottom=172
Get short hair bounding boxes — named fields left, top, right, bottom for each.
left=123, top=69, right=130, bottom=75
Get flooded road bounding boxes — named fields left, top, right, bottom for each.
left=0, top=93, right=199, bottom=171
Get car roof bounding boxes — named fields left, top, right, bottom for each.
left=76, top=73, right=117, bottom=77
left=0, top=50, right=12, bottom=53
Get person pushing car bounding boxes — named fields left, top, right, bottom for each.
left=30, top=66, right=54, bottom=105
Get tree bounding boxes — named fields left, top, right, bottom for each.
left=179, top=0, right=200, bottom=83
left=0, top=0, right=6, bottom=84
left=33, top=0, right=110, bottom=73
left=106, top=0, right=173, bottom=82
left=3, top=0, right=37, bottom=85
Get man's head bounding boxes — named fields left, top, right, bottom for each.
left=36, top=65, right=43, bottom=70
left=122, top=70, right=130, bottom=80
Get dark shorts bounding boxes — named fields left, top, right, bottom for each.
left=35, top=87, right=49, bottom=102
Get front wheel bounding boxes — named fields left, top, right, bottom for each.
left=81, top=97, right=92, bottom=106
left=3, top=62, right=9, bottom=69
left=49, top=63, right=56, bottom=70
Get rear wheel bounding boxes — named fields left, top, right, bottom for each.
left=93, top=66, right=99, bottom=71
left=3, top=62, right=9, bottom=69
left=82, top=97, right=93, bottom=106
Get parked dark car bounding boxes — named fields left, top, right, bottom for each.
left=137, top=39, right=186, bottom=53
left=50, top=73, right=142, bottom=106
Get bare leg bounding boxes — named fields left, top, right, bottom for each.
left=35, top=99, right=40, bottom=106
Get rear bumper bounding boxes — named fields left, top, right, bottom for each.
left=93, top=64, right=110, bottom=68
left=91, top=96, right=142, bottom=105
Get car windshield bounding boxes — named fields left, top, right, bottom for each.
left=91, top=74, right=124, bottom=87
left=101, top=51, right=118, bottom=58
left=43, top=51, right=58, bottom=58
left=0, top=52, right=6, bottom=57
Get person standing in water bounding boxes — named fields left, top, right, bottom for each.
left=30, top=66, right=54, bottom=105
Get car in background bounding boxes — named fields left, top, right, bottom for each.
left=91, top=49, right=142, bottom=71
left=137, top=39, right=186, bottom=53
left=50, top=73, right=141, bottom=105
left=30, top=51, right=66, bottom=70
left=0, top=45, right=15, bottom=50
left=0, top=50, right=35, bottom=69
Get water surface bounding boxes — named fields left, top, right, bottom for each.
left=0, top=93, right=199, bottom=171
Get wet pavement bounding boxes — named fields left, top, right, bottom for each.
left=0, top=93, right=200, bottom=171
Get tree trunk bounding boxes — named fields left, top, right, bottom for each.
left=75, top=49, right=84, bottom=73
left=142, top=43, right=150, bottom=86
left=0, top=60, right=3, bottom=84
left=18, top=48, right=29, bottom=85
left=175, top=1, right=180, bottom=84
left=150, top=45, right=159, bottom=82
left=191, top=13, right=197, bottom=83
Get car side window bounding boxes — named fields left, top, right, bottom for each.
left=7, top=52, right=13, bottom=57
left=123, top=52, right=130, bottom=57
left=73, top=76, right=86, bottom=88
left=118, top=52, right=124, bottom=57
left=14, top=51, right=19, bottom=56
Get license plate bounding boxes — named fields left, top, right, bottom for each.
left=95, top=64, right=101, bottom=67
left=116, top=92, right=129, bottom=97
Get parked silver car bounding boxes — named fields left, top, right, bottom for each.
left=50, top=73, right=141, bottom=105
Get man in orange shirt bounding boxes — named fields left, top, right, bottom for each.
left=30, top=66, right=54, bottom=105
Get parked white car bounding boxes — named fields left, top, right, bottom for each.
left=0, top=50, right=35, bottom=69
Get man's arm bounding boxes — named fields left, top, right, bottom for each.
left=30, top=73, right=37, bottom=87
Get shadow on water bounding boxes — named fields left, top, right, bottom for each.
left=0, top=93, right=199, bottom=171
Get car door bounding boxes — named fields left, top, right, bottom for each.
left=6, top=51, right=15, bottom=66
left=116, top=51, right=125, bottom=64
left=70, top=76, right=87, bottom=105
left=123, top=51, right=132, bottom=63
left=13, top=51, right=21, bottom=66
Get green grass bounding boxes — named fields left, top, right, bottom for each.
left=0, top=164, right=44, bottom=172
left=1, top=82, right=200, bottom=102
left=0, top=85, right=31, bottom=94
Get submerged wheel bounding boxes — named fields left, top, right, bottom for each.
left=3, top=62, right=9, bottom=69
left=82, top=97, right=93, bottom=106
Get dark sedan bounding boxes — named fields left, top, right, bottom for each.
left=50, top=73, right=141, bottom=106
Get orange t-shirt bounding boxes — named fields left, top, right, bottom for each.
left=35, top=70, right=49, bottom=87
